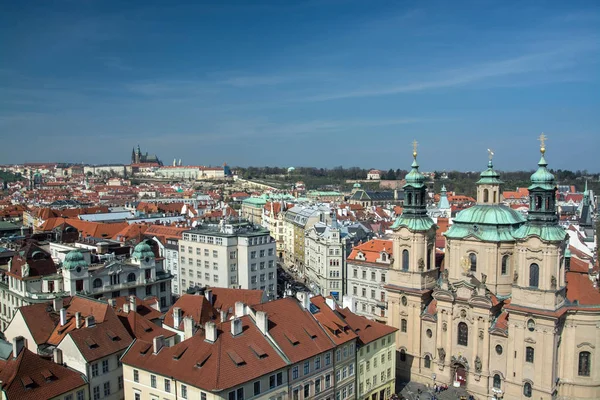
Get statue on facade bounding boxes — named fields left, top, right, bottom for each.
left=475, top=356, right=482, bottom=373
left=418, top=258, right=425, bottom=271
left=442, top=269, right=449, bottom=282
left=513, top=270, right=519, bottom=283
left=438, top=348, right=446, bottom=363
left=551, top=275, right=557, bottom=289
left=481, top=273, right=487, bottom=284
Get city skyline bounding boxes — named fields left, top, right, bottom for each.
left=1, top=0, right=599, bottom=170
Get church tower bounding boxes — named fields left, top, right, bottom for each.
left=475, top=150, right=502, bottom=204
left=386, top=141, right=437, bottom=380
left=512, top=135, right=568, bottom=310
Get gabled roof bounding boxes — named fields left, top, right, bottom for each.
left=309, top=296, right=357, bottom=346
left=111, top=296, right=162, bottom=321
left=122, top=315, right=288, bottom=391
left=0, top=347, right=86, bottom=400
left=347, top=239, right=393, bottom=264
left=335, top=307, right=397, bottom=345
left=38, top=218, right=128, bottom=239
left=253, top=297, right=336, bottom=363
left=163, top=295, right=217, bottom=330
left=7, top=241, right=57, bottom=279
left=565, top=272, right=600, bottom=306
left=118, top=311, right=177, bottom=342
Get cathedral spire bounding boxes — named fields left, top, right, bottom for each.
left=527, top=134, right=558, bottom=224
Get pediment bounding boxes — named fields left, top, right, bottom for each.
left=524, top=337, right=536, bottom=344
left=468, top=296, right=493, bottom=308
left=456, top=286, right=474, bottom=300
left=433, top=289, right=455, bottom=302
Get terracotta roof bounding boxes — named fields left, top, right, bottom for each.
left=210, top=288, right=266, bottom=313
left=566, top=272, right=600, bottom=305
left=122, top=315, right=288, bottom=391
left=570, top=256, right=592, bottom=274
left=38, top=218, right=128, bottom=239
left=7, top=242, right=57, bottom=280
left=493, top=311, right=509, bottom=331
left=252, top=297, right=335, bottom=363
left=113, top=223, right=149, bottom=243
left=0, top=347, right=86, bottom=400
left=309, top=296, right=357, bottom=346
left=163, top=295, right=217, bottom=330
left=111, top=296, right=162, bottom=321
left=118, top=311, right=177, bottom=342
left=144, top=225, right=187, bottom=241
left=335, top=307, right=397, bottom=345
left=18, top=302, right=64, bottom=345
left=347, top=239, right=393, bottom=263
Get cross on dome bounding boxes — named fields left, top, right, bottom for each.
left=538, top=133, right=547, bottom=154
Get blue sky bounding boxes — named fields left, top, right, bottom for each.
left=1, top=0, right=599, bottom=171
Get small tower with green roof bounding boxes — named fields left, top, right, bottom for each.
left=476, top=149, right=502, bottom=205
left=61, top=249, right=91, bottom=295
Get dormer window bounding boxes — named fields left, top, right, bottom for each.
left=381, top=253, right=387, bottom=262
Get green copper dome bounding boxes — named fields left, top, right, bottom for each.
left=63, top=250, right=88, bottom=270
left=353, top=182, right=362, bottom=188
left=404, top=159, right=426, bottom=189
left=132, top=240, right=155, bottom=260
left=445, top=204, right=526, bottom=242
left=529, top=154, right=556, bottom=190
left=476, top=160, right=503, bottom=185
left=453, top=204, right=526, bottom=225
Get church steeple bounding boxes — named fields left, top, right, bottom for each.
left=402, top=140, right=428, bottom=217
left=527, top=133, right=558, bottom=225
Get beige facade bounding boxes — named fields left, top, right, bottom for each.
left=357, top=333, right=396, bottom=400
left=385, top=150, right=600, bottom=399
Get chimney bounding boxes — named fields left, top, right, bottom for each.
left=204, top=288, right=213, bottom=304
left=12, top=336, right=25, bottom=358
left=234, top=301, right=245, bottom=318
left=59, top=308, right=67, bottom=326
left=220, top=309, right=227, bottom=321
left=183, top=316, right=195, bottom=339
left=231, top=317, right=243, bottom=336
left=205, top=321, right=217, bottom=343
left=53, top=297, right=63, bottom=312
left=85, top=316, right=96, bottom=328
left=342, top=295, right=356, bottom=313
left=152, top=335, right=165, bottom=354
left=123, top=303, right=130, bottom=313
left=129, top=295, right=137, bottom=312
left=296, top=292, right=311, bottom=310
left=75, top=312, right=82, bottom=329
left=325, top=297, right=336, bottom=311
left=173, top=307, right=182, bottom=328
left=53, top=348, right=63, bottom=364
left=256, top=311, right=268, bottom=335
left=107, top=298, right=116, bottom=307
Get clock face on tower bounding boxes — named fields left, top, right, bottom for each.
left=76, top=266, right=82, bottom=273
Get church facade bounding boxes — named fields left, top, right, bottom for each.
left=386, top=141, right=599, bottom=399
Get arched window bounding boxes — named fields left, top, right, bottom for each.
left=493, top=191, right=497, bottom=203
left=93, top=278, right=103, bottom=289
left=578, top=351, right=591, bottom=376
left=401, top=319, right=407, bottom=333
left=402, top=250, right=409, bottom=271
left=493, top=374, right=501, bottom=389
left=458, top=322, right=468, bottom=346
left=545, top=197, right=550, bottom=211
left=407, top=193, right=413, bottom=206
left=483, top=189, right=489, bottom=203
left=529, top=263, right=539, bottom=288
left=469, top=253, right=477, bottom=272
left=523, top=382, right=532, bottom=397
left=127, top=273, right=136, bottom=282
left=424, top=355, right=431, bottom=369
left=501, top=255, right=509, bottom=275
left=400, top=349, right=406, bottom=362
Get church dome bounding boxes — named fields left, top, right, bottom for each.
left=63, top=250, right=88, bottom=270
left=529, top=154, right=555, bottom=190
left=132, top=240, right=155, bottom=260
left=353, top=183, right=362, bottom=188
left=453, top=204, right=526, bottom=226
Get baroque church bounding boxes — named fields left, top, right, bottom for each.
left=386, top=139, right=599, bottom=399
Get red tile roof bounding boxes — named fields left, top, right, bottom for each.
left=122, top=315, right=288, bottom=391
left=0, top=347, right=86, bottom=400
left=309, top=296, right=357, bottom=346
left=347, top=239, right=393, bottom=263
left=566, top=272, right=600, bottom=305
left=38, top=218, right=128, bottom=239
left=335, top=307, right=397, bottom=345
left=253, top=297, right=336, bottom=363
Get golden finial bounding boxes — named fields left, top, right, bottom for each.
left=412, top=139, right=418, bottom=158
left=538, top=133, right=547, bottom=154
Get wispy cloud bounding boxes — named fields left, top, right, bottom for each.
left=301, top=38, right=599, bottom=102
